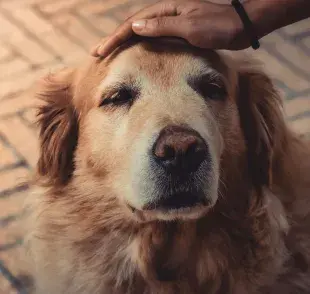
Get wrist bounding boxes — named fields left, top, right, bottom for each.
left=227, top=0, right=262, bottom=50
left=244, top=0, right=310, bottom=39
left=231, top=0, right=261, bottom=49
left=242, top=0, right=276, bottom=40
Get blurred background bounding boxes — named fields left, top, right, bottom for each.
left=0, top=0, right=309, bottom=293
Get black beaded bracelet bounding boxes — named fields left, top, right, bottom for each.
left=231, top=0, right=260, bottom=50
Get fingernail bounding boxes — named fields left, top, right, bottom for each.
left=132, top=20, right=146, bottom=30
left=91, top=46, right=100, bottom=56
left=97, top=45, right=105, bottom=57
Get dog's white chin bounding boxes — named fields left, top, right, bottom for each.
left=130, top=204, right=213, bottom=222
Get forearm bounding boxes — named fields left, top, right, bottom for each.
left=244, top=0, right=310, bottom=39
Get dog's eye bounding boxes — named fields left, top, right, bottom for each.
left=100, top=88, right=135, bottom=107
left=201, top=83, right=227, bottom=100
left=195, top=82, right=227, bottom=101
left=189, top=77, right=227, bottom=101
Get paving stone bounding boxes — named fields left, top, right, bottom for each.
left=0, top=44, right=11, bottom=61
left=262, top=34, right=310, bottom=76
left=302, top=36, right=310, bottom=49
left=0, top=140, right=18, bottom=168
left=11, top=7, right=54, bottom=35
left=41, top=29, right=86, bottom=58
left=0, top=13, right=24, bottom=42
left=0, top=117, right=39, bottom=168
left=291, top=116, right=310, bottom=135
left=52, top=12, right=101, bottom=49
left=9, top=37, right=55, bottom=65
left=0, top=191, right=26, bottom=219
left=282, top=18, right=310, bottom=36
left=78, top=0, right=131, bottom=16
left=0, top=58, right=29, bottom=80
left=38, top=0, right=85, bottom=14
left=0, top=66, right=57, bottom=99
left=284, top=96, right=310, bottom=118
left=86, top=16, right=119, bottom=35
left=0, top=167, right=29, bottom=194
left=252, top=48, right=310, bottom=92
left=20, top=108, right=37, bottom=127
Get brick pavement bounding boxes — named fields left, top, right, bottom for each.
left=0, top=0, right=309, bottom=293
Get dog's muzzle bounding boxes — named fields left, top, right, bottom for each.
left=144, top=125, right=212, bottom=211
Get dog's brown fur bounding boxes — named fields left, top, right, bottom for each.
left=25, top=39, right=310, bottom=294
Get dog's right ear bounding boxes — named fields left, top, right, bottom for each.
left=36, top=68, right=78, bottom=187
left=237, top=64, right=285, bottom=190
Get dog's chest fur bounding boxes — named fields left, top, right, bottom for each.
left=70, top=195, right=286, bottom=294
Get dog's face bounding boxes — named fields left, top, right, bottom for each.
left=81, top=42, right=232, bottom=220
left=36, top=39, right=282, bottom=221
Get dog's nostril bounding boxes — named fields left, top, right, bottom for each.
left=186, top=141, right=198, bottom=156
left=153, top=126, right=208, bottom=172
left=162, top=145, right=176, bottom=161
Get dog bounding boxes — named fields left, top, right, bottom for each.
left=25, top=37, right=310, bottom=294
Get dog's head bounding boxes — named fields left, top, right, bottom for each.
left=36, top=38, right=284, bottom=221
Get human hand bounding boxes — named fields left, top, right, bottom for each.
left=91, top=0, right=251, bottom=58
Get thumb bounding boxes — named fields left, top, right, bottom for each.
left=132, top=17, right=186, bottom=38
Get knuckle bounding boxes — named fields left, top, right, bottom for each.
left=151, top=17, right=165, bottom=29
left=183, top=17, right=197, bottom=37
left=100, top=37, right=108, bottom=44
left=185, top=16, right=198, bottom=29
left=165, top=0, right=177, bottom=9
left=111, top=33, right=124, bottom=44
left=162, top=1, right=179, bottom=15
left=182, top=18, right=205, bottom=46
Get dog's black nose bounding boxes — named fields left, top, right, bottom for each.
left=152, top=125, right=208, bottom=173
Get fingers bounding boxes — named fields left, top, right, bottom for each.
left=96, top=0, right=165, bottom=54
left=132, top=16, right=187, bottom=38
left=91, top=1, right=179, bottom=57
left=92, top=22, right=133, bottom=57
left=90, top=37, right=108, bottom=56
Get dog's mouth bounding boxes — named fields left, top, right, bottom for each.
left=127, top=192, right=212, bottom=221
left=143, top=191, right=209, bottom=211
left=127, top=190, right=212, bottom=222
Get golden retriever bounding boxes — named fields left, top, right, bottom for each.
left=25, top=37, right=310, bottom=294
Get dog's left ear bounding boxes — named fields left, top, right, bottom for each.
left=36, top=68, right=78, bottom=187
left=237, top=65, right=285, bottom=189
